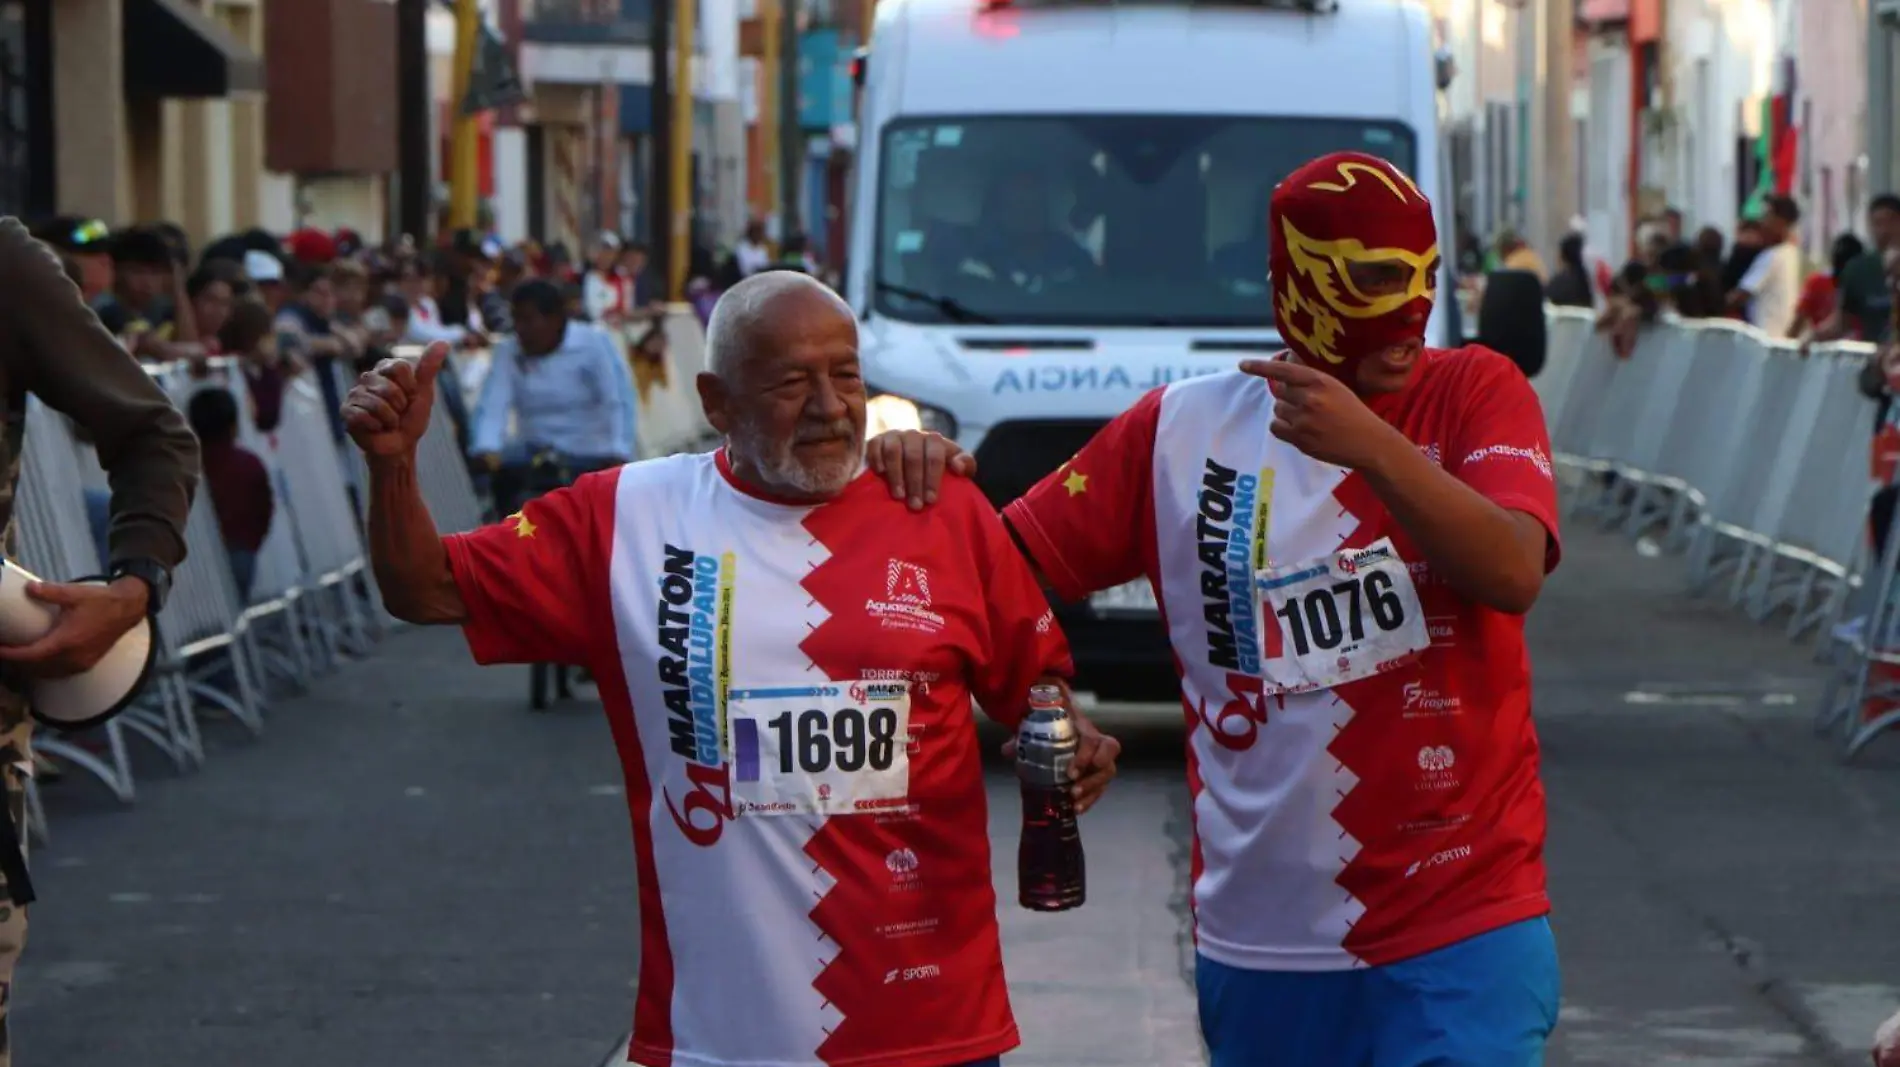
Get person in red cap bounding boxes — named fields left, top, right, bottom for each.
left=863, top=151, right=1562, bottom=1064
left=285, top=227, right=339, bottom=266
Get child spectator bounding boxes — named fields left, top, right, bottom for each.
left=219, top=298, right=290, bottom=433
left=186, top=388, right=273, bottom=602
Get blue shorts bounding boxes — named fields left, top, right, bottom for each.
left=1197, top=917, right=1561, bottom=1067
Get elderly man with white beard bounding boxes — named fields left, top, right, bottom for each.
left=340, top=269, right=1120, bottom=1067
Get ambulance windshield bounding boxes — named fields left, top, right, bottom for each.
left=871, top=114, right=1418, bottom=328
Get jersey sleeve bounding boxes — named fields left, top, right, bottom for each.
left=962, top=486, right=1075, bottom=726
left=442, top=469, right=616, bottom=665
left=1000, top=388, right=1163, bottom=602
left=1448, top=352, right=1563, bottom=572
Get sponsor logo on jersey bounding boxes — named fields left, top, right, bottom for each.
left=1402, top=682, right=1462, bottom=718
left=656, top=543, right=737, bottom=847
left=883, top=963, right=942, bottom=984
left=1195, top=459, right=1263, bottom=675
left=849, top=681, right=909, bottom=703
left=1462, top=443, right=1554, bottom=480
left=1415, top=744, right=1460, bottom=791
left=867, top=560, right=947, bottom=634
left=1403, top=844, right=1473, bottom=878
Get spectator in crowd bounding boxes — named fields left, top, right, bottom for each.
left=1659, top=242, right=1726, bottom=319
left=619, top=240, right=662, bottom=307
left=220, top=298, right=289, bottom=434
left=371, top=292, right=410, bottom=345
left=775, top=232, right=822, bottom=276
left=1494, top=229, right=1546, bottom=280
left=1693, top=225, right=1726, bottom=275
left=1791, top=232, right=1864, bottom=340
left=1719, top=218, right=1765, bottom=307
left=29, top=216, right=113, bottom=302
left=1546, top=233, right=1595, bottom=309
left=1598, top=260, right=1660, bottom=358
left=327, top=258, right=381, bottom=368
left=94, top=226, right=197, bottom=362
left=1819, top=194, right=1900, bottom=344
left=0, top=216, right=199, bottom=1063
left=734, top=219, right=773, bottom=278
left=275, top=261, right=357, bottom=367
left=478, top=250, right=529, bottom=336
left=185, top=266, right=237, bottom=356
left=1730, top=196, right=1803, bottom=337
left=440, top=229, right=492, bottom=330
left=469, top=278, right=639, bottom=474
left=284, top=226, right=338, bottom=268
left=396, top=255, right=480, bottom=347
left=581, top=232, right=626, bottom=324
left=186, top=387, right=273, bottom=602
left=244, top=249, right=289, bottom=313
left=1660, top=205, right=1685, bottom=245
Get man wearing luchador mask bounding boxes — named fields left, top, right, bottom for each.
left=864, top=150, right=1565, bottom=1065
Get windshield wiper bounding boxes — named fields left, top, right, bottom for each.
left=874, top=281, right=994, bottom=324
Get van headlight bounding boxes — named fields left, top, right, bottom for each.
left=865, top=392, right=958, bottom=438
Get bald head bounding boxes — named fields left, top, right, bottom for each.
left=705, top=270, right=855, bottom=384
left=696, top=270, right=866, bottom=501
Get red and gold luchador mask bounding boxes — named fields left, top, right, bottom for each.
left=1268, top=152, right=1439, bottom=381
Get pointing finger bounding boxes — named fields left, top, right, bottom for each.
left=1240, top=358, right=1318, bottom=385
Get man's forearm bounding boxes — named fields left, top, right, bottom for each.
left=1360, top=439, right=1546, bottom=615
left=366, top=454, right=467, bottom=624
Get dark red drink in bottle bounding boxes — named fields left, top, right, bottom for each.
left=1016, top=683, right=1085, bottom=911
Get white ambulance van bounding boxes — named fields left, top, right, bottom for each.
left=845, top=0, right=1462, bottom=699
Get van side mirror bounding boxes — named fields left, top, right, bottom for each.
left=1469, top=269, right=1547, bottom=378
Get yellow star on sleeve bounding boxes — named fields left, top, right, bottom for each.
left=1062, top=469, right=1089, bottom=496
left=507, top=510, right=537, bottom=538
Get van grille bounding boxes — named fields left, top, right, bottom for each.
left=972, top=420, right=1107, bottom=508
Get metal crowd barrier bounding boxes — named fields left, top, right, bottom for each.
left=1538, top=308, right=1900, bottom=759
left=11, top=353, right=484, bottom=841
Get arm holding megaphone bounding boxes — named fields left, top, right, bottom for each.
left=0, top=574, right=150, bottom=679
left=341, top=342, right=470, bottom=625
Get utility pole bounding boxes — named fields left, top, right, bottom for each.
left=668, top=0, right=696, bottom=298
left=777, top=0, right=801, bottom=241
left=397, top=0, right=432, bottom=242
left=448, top=0, right=483, bottom=232
left=650, top=0, right=674, bottom=291
left=760, top=0, right=781, bottom=228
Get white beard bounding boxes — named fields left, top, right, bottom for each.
left=729, top=416, right=864, bottom=498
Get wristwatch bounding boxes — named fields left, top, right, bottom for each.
left=110, top=558, right=171, bottom=615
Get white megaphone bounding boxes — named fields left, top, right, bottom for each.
left=0, top=558, right=155, bottom=731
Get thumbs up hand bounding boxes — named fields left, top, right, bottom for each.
left=342, top=342, right=451, bottom=458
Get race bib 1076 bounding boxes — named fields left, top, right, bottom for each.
left=727, top=681, right=911, bottom=816
left=1256, top=538, right=1430, bottom=694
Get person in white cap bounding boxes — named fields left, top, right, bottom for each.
left=242, top=248, right=287, bottom=312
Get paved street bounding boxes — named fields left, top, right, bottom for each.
left=11, top=523, right=1900, bottom=1066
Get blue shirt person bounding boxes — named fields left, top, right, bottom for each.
left=470, top=279, right=640, bottom=468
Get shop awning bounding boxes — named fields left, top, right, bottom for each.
left=123, top=0, right=263, bottom=98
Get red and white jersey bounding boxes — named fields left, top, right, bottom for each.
left=1004, top=347, right=1560, bottom=971
left=445, top=451, right=1071, bottom=1066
